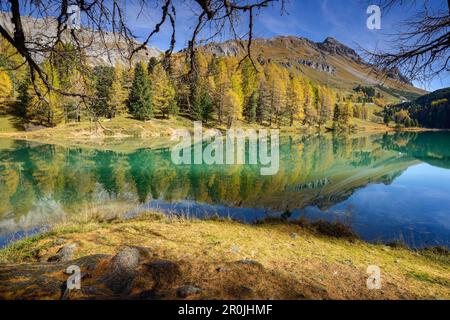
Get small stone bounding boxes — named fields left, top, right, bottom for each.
left=140, top=289, right=165, bottom=300
left=227, top=285, right=253, bottom=299
left=109, top=246, right=140, bottom=271
left=54, top=238, right=65, bottom=246
left=235, top=259, right=263, bottom=268
left=231, top=245, right=240, bottom=254
left=341, top=259, right=353, bottom=266
left=146, top=259, right=181, bottom=287
left=101, top=247, right=141, bottom=294
left=47, top=243, right=77, bottom=262
left=176, top=285, right=202, bottom=298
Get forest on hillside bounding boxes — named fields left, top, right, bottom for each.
left=0, top=37, right=385, bottom=131
left=384, top=88, right=450, bottom=129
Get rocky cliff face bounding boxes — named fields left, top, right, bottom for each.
left=386, top=67, right=412, bottom=85
left=296, top=59, right=336, bottom=74
left=0, top=12, right=161, bottom=66
left=317, top=37, right=361, bottom=63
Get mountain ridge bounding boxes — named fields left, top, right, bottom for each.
left=0, top=11, right=162, bottom=66
left=201, top=35, right=424, bottom=101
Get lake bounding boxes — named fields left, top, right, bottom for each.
left=0, top=131, right=449, bottom=248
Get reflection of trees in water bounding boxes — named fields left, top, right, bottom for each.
left=381, top=131, right=450, bottom=169
left=285, top=178, right=331, bottom=192
left=1, top=132, right=447, bottom=219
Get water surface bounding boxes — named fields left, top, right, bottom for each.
left=1, top=131, right=449, bottom=248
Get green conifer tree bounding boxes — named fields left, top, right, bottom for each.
left=127, top=63, right=153, bottom=120
left=201, top=92, right=214, bottom=124
left=244, top=91, right=258, bottom=123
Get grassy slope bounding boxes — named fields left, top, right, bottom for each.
left=0, top=113, right=401, bottom=152
left=0, top=115, right=196, bottom=152
left=237, top=37, right=426, bottom=101
left=0, top=115, right=21, bottom=133
left=0, top=212, right=448, bottom=300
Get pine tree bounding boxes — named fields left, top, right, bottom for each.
left=333, top=103, right=340, bottom=123
left=147, top=57, right=158, bottom=74
left=332, top=103, right=350, bottom=130
left=189, top=69, right=204, bottom=121
left=223, top=89, right=241, bottom=128
left=241, top=58, right=258, bottom=99
left=256, top=80, right=269, bottom=125
left=256, top=91, right=265, bottom=124
left=303, top=81, right=317, bottom=126
left=191, top=91, right=203, bottom=121
left=337, top=101, right=353, bottom=126
left=108, top=63, right=128, bottom=117
left=51, top=42, right=76, bottom=91
left=0, top=68, right=12, bottom=111
left=0, top=37, right=27, bottom=95
left=353, top=104, right=362, bottom=119
left=361, top=104, right=369, bottom=120
left=230, top=65, right=244, bottom=122
left=200, top=92, right=214, bottom=124
left=16, top=77, right=31, bottom=118
left=264, top=64, right=287, bottom=128
left=27, top=62, right=63, bottom=126
left=241, top=58, right=258, bottom=122
left=317, top=86, right=334, bottom=129
left=243, top=91, right=257, bottom=123
left=127, top=62, right=153, bottom=120
left=151, top=64, right=177, bottom=118
left=91, top=65, right=115, bottom=118
left=213, top=58, right=230, bottom=124
left=286, top=76, right=305, bottom=126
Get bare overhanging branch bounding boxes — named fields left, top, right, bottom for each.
left=0, top=0, right=285, bottom=98
left=364, top=0, right=450, bottom=84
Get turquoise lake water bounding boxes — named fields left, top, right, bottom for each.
left=0, top=131, right=449, bottom=248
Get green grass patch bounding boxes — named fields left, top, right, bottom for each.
left=406, top=271, right=450, bottom=287
left=0, top=115, right=22, bottom=132
left=0, top=232, right=55, bottom=263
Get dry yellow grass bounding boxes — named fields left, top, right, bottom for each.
left=0, top=115, right=311, bottom=152
left=1, top=212, right=448, bottom=300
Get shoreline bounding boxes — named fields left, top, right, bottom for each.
left=0, top=116, right=444, bottom=152
left=0, top=212, right=448, bottom=300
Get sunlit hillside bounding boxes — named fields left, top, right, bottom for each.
left=202, top=36, right=427, bottom=102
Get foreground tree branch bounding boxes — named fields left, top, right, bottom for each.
left=364, top=0, right=450, bottom=84
left=0, top=0, right=285, bottom=97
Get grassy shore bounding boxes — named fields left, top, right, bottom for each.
left=0, top=114, right=421, bottom=152
left=0, top=212, right=448, bottom=300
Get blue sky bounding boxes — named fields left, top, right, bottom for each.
left=122, top=0, right=449, bottom=91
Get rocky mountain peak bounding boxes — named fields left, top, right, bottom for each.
left=386, top=67, right=412, bottom=85
left=317, top=37, right=361, bottom=62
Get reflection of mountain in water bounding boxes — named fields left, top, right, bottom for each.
left=0, top=132, right=448, bottom=233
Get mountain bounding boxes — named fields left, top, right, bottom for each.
left=389, top=87, right=450, bottom=128
left=1, top=12, right=426, bottom=103
left=202, top=35, right=426, bottom=102
left=0, top=11, right=161, bottom=66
